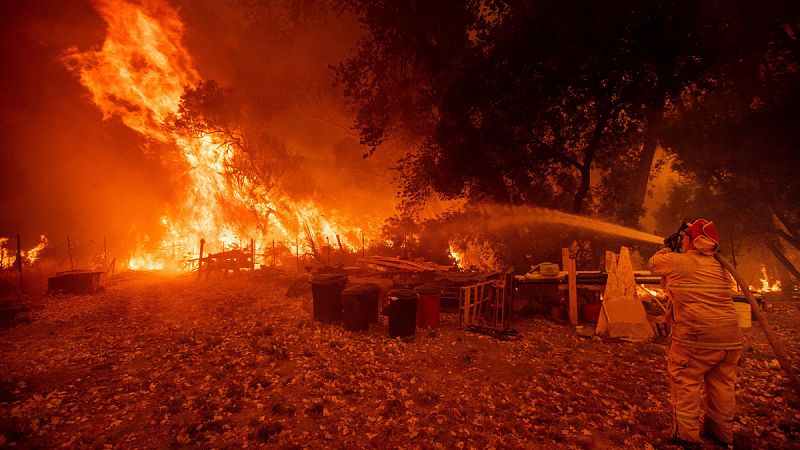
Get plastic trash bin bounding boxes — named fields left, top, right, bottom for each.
left=311, top=274, right=347, bottom=323
left=387, top=289, right=418, bottom=338
left=342, top=284, right=370, bottom=331
left=414, top=283, right=441, bottom=329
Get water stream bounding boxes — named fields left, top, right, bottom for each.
left=480, top=204, right=665, bottom=244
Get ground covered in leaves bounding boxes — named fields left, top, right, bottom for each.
left=1, top=272, right=799, bottom=449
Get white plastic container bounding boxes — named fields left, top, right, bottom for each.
left=734, top=302, right=752, bottom=328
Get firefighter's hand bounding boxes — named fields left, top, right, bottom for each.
left=656, top=247, right=673, bottom=255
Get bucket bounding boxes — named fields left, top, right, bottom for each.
left=310, top=274, right=347, bottom=324
left=551, top=305, right=564, bottom=322
left=734, top=302, right=752, bottom=328
left=387, top=289, right=418, bottom=338
left=414, top=284, right=441, bottom=329
left=342, top=284, right=370, bottom=332
left=580, top=302, right=601, bottom=323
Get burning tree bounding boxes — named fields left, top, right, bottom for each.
left=61, top=0, right=384, bottom=270
left=165, top=80, right=303, bottom=235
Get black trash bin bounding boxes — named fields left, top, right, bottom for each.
left=311, top=274, right=347, bottom=323
left=342, top=284, right=370, bottom=331
left=361, top=283, right=381, bottom=324
left=387, top=289, right=418, bottom=338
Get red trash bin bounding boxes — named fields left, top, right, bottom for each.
left=414, top=284, right=441, bottom=329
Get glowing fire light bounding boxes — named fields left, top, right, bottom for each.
left=64, top=0, right=382, bottom=270
left=448, top=239, right=502, bottom=271
left=0, top=235, right=49, bottom=267
left=640, top=286, right=664, bottom=298
left=449, top=244, right=464, bottom=269
left=749, top=264, right=781, bottom=293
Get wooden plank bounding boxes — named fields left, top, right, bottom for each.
left=505, top=272, right=513, bottom=325
left=362, top=258, right=425, bottom=271
left=616, top=247, right=637, bottom=302
left=569, top=257, right=578, bottom=325
left=604, top=302, right=654, bottom=340
left=459, top=288, right=465, bottom=326
left=477, top=285, right=483, bottom=323
left=471, top=286, right=476, bottom=325
left=600, top=247, right=653, bottom=339
left=462, top=287, right=471, bottom=327
left=494, top=286, right=500, bottom=325
left=597, top=251, right=617, bottom=334
left=365, top=256, right=438, bottom=271
left=605, top=251, right=615, bottom=271
left=563, top=248, right=578, bottom=325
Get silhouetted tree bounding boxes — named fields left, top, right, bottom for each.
left=659, top=1, right=800, bottom=280
left=337, top=0, right=725, bottom=221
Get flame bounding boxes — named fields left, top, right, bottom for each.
left=26, top=235, right=49, bottom=263
left=639, top=286, right=664, bottom=298
left=449, top=244, right=464, bottom=269
left=749, top=264, right=781, bottom=293
left=0, top=235, right=49, bottom=267
left=448, top=239, right=501, bottom=271
left=64, top=0, right=382, bottom=270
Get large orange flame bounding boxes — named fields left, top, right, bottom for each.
left=448, top=243, right=464, bottom=269
left=64, top=0, right=381, bottom=270
left=0, top=235, right=49, bottom=267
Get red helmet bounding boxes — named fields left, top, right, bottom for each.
left=684, top=218, right=719, bottom=255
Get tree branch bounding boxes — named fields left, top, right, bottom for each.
left=776, top=229, right=800, bottom=251
left=767, top=240, right=800, bottom=282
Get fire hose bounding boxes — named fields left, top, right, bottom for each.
left=713, top=253, right=800, bottom=393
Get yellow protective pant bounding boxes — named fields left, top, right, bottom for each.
left=667, top=342, right=741, bottom=444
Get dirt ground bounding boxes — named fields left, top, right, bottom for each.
left=1, top=271, right=798, bottom=449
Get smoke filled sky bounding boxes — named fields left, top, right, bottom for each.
left=0, top=0, right=398, bottom=257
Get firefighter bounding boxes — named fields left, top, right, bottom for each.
left=648, top=218, right=742, bottom=449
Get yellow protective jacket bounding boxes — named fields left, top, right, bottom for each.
left=648, top=250, right=743, bottom=350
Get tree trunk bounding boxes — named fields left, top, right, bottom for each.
left=572, top=110, right=608, bottom=214
left=623, top=102, right=664, bottom=227
left=572, top=162, right=592, bottom=214
left=777, top=229, right=800, bottom=252
left=729, top=237, right=738, bottom=268
left=773, top=210, right=800, bottom=247
left=767, top=240, right=800, bottom=282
